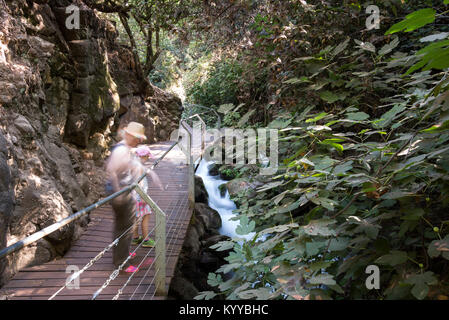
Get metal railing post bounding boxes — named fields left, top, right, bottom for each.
left=134, top=185, right=166, bottom=296
left=154, top=206, right=166, bottom=295
left=180, top=120, right=195, bottom=209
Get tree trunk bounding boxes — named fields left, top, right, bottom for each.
left=118, top=12, right=152, bottom=95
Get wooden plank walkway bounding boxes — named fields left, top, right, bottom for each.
left=0, top=141, right=193, bottom=300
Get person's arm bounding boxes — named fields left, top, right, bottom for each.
left=147, top=169, right=164, bottom=191
left=106, top=146, right=131, bottom=193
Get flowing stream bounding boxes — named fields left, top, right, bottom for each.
left=195, top=159, right=255, bottom=240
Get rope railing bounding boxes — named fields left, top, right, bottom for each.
left=48, top=213, right=147, bottom=300
left=92, top=217, right=161, bottom=300
left=120, top=184, right=193, bottom=300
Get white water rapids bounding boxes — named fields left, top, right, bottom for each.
left=195, top=159, right=255, bottom=240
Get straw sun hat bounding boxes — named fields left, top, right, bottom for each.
left=123, top=122, right=147, bottom=141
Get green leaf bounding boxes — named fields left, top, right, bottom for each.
left=308, top=261, right=334, bottom=272
left=401, top=208, right=425, bottom=221
left=328, top=237, right=350, bottom=252
left=320, top=140, right=344, bottom=153
left=411, top=281, right=429, bottom=300
left=299, top=158, right=315, bottom=167
left=346, top=112, right=370, bottom=121
left=310, top=197, right=338, bottom=211
left=218, top=103, right=235, bottom=114
left=306, top=241, right=327, bottom=256
left=256, top=181, right=284, bottom=192
left=308, top=274, right=337, bottom=286
left=428, top=236, right=449, bottom=260
left=406, top=41, right=449, bottom=75
left=385, top=8, right=436, bottom=34
left=235, top=215, right=255, bottom=235
left=237, top=288, right=272, bottom=300
left=381, top=191, right=415, bottom=200
left=210, top=241, right=235, bottom=251
left=319, top=91, right=341, bottom=103
left=259, top=223, right=299, bottom=236
left=303, top=219, right=336, bottom=236
left=373, top=104, right=406, bottom=129
left=268, top=118, right=292, bottom=129
left=237, top=109, right=256, bottom=127
left=194, top=291, right=217, bottom=300
left=420, top=33, right=449, bottom=43
left=421, top=119, right=449, bottom=133
left=375, top=250, right=408, bottom=266
left=354, top=39, right=376, bottom=53
left=217, top=263, right=242, bottom=274
left=332, top=38, right=350, bottom=57
left=276, top=198, right=303, bottom=214
left=306, top=112, right=328, bottom=123
left=333, top=161, right=353, bottom=175
left=283, top=76, right=311, bottom=84
left=378, top=36, right=400, bottom=56
left=207, top=273, right=222, bottom=287
left=404, top=272, right=438, bottom=300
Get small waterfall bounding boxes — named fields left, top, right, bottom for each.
left=195, top=159, right=255, bottom=240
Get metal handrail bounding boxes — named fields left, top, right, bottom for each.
left=1, top=114, right=218, bottom=298
left=180, top=120, right=195, bottom=209
left=179, top=112, right=218, bottom=209
left=0, top=140, right=178, bottom=261
left=183, top=104, right=221, bottom=128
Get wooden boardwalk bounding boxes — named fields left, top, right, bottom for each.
left=0, top=141, right=193, bottom=300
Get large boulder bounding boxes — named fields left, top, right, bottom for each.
left=168, top=273, right=199, bottom=300
left=194, top=175, right=208, bottom=203
left=226, top=178, right=256, bottom=198
left=207, top=163, right=220, bottom=176
left=194, top=203, right=221, bottom=231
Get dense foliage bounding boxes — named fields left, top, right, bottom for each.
left=191, top=1, right=449, bottom=300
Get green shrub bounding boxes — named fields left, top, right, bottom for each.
left=187, top=59, right=243, bottom=108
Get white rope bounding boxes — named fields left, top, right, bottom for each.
left=117, top=248, right=160, bottom=300
left=91, top=222, right=159, bottom=299
left=138, top=196, right=189, bottom=300
left=48, top=213, right=145, bottom=300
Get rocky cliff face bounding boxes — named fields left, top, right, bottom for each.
left=0, top=0, right=182, bottom=286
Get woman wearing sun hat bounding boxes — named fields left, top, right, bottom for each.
left=106, top=121, right=147, bottom=273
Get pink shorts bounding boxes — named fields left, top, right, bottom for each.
left=136, top=201, right=151, bottom=218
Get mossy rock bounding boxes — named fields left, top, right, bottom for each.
left=226, top=178, right=256, bottom=198
left=207, top=163, right=220, bottom=176
left=219, top=165, right=239, bottom=180
left=218, top=183, right=227, bottom=197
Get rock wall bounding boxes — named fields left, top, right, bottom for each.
left=168, top=176, right=231, bottom=300
left=0, top=0, right=182, bottom=286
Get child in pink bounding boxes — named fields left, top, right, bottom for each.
left=131, top=146, right=155, bottom=247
